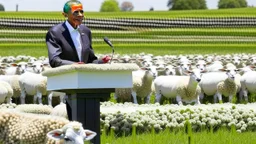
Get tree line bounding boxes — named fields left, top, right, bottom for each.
left=100, top=0, right=249, bottom=12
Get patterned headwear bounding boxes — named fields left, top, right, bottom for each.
left=63, top=0, right=83, bottom=14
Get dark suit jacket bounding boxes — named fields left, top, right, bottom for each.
left=46, top=22, right=103, bottom=68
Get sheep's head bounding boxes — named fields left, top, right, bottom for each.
left=219, top=68, right=239, bottom=81
left=186, top=69, right=206, bottom=83
left=47, top=121, right=97, bottom=144
left=11, top=62, right=28, bottom=74
left=30, top=62, right=45, bottom=74
left=165, top=65, right=176, bottom=75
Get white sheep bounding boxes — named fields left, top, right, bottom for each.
left=5, top=62, right=29, bottom=75
left=27, top=61, right=46, bottom=74
left=240, top=70, right=256, bottom=102
left=50, top=103, right=68, bottom=119
left=216, top=69, right=239, bottom=103
left=175, top=60, right=191, bottom=75
left=154, top=69, right=204, bottom=105
left=114, top=66, right=160, bottom=104
left=18, top=71, right=47, bottom=104
left=48, top=91, right=66, bottom=106
left=205, top=60, right=223, bottom=72
left=199, top=68, right=240, bottom=103
left=0, top=75, right=21, bottom=101
left=47, top=121, right=97, bottom=144
left=0, top=80, right=13, bottom=104
left=0, top=109, right=96, bottom=144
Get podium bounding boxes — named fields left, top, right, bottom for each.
left=42, top=63, right=139, bottom=144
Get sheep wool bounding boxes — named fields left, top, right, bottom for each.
left=0, top=81, right=13, bottom=104
left=177, top=83, right=201, bottom=101
left=0, top=75, right=21, bottom=98
left=15, top=104, right=53, bottom=115
left=115, top=88, right=132, bottom=102
left=50, top=103, right=68, bottom=119
left=0, top=109, right=69, bottom=144
left=133, top=70, right=154, bottom=99
left=217, top=79, right=238, bottom=97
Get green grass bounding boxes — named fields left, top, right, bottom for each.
left=1, top=8, right=256, bottom=19
left=0, top=43, right=256, bottom=57
left=100, top=128, right=256, bottom=144
left=2, top=28, right=256, bottom=38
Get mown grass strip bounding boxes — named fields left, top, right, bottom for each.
left=0, top=43, right=254, bottom=57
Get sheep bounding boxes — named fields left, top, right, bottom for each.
left=0, top=63, right=9, bottom=75
left=216, top=68, right=239, bottom=103
left=240, top=70, right=256, bottom=102
left=50, top=103, right=68, bottom=119
left=27, top=61, right=46, bottom=74
left=5, top=62, right=29, bottom=75
left=194, top=60, right=207, bottom=71
left=0, top=75, right=21, bottom=101
left=47, top=121, right=97, bottom=144
left=48, top=91, right=66, bottom=106
left=154, top=69, right=205, bottom=105
left=0, top=80, right=13, bottom=104
left=0, top=109, right=96, bottom=144
left=164, top=65, right=176, bottom=76
left=114, top=66, right=160, bottom=104
left=175, top=60, right=191, bottom=75
left=205, top=61, right=223, bottom=72
left=18, top=71, right=47, bottom=104
left=199, top=68, right=240, bottom=103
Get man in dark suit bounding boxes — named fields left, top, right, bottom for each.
left=45, top=0, right=110, bottom=120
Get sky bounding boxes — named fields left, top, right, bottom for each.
left=0, top=0, right=255, bottom=12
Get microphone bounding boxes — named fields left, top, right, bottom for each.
left=103, top=37, right=115, bottom=64
left=104, top=37, right=113, bottom=48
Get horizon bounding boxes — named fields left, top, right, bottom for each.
left=0, top=0, right=255, bottom=12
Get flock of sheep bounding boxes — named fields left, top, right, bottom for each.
left=110, top=53, right=256, bottom=105
left=0, top=53, right=256, bottom=106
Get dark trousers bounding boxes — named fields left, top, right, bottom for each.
left=65, top=95, right=72, bottom=121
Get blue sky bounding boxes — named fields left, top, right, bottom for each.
left=0, top=0, right=255, bottom=11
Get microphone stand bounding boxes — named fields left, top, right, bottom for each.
left=110, top=46, right=115, bottom=64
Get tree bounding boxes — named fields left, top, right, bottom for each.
left=0, top=3, right=5, bottom=11
left=167, top=0, right=207, bottom=10
left=120, top=1, right=134, bottom=11
left=100, top=0, right=120, bottom=12
left=218, top=0, right=247, bottom=9
left=149, top=7, right=154, bottom=11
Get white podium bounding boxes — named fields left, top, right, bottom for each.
left=42, top=63, right=139, bottom=144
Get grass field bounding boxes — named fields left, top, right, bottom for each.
left=1, top=8, right=256, bottom=19
left=99, top=128, right=256, bottom=144
left=0, top=43, right=255, bottom=57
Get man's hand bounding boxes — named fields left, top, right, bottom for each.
left=102, top=56, right=111, bottom=63
left=72, top=62, right=85, bottom=65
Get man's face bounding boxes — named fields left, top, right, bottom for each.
left=66, top=4, right=84, bottom=28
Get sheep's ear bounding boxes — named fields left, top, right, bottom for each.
left=249, top=65, right=256, bottom=69
left=206, top=62, right=212, bottom=65
left=84, top=130, right=97, bottom=141
left=140, top=67, right=148, bottom=70
left=11, top=63, right=17, bottom=67
left=219, top=68, right=226, bottom=72
left=47, top=129, right=64, bottom=141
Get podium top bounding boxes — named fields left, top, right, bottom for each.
left=42, top=63, right=139, bottom=77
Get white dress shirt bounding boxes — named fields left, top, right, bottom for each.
left=65, top=21, right=82, bottom=61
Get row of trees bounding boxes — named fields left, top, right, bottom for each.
left=0, top=4, right=4, bottom=11
left=0, top=0, right=251, bottom=12
left=100, top=0, right=249, bottom=12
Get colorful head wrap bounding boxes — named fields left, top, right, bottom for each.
left=63, top=1, right=83, bottom=14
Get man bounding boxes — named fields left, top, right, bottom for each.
left=45, top=0, right=110, bottom=120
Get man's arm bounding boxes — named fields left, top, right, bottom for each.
left=46, top=30, right=75, bottom=68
